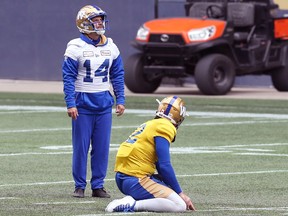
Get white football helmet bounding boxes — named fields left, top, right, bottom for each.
left=156, top=96, right=188, bottom=128
left=76, top=5, right=108, bottom=35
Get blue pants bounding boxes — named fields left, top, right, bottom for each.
left=72, top=112, right=112, bottom=190
left=115, top=172, right=172, bottom=200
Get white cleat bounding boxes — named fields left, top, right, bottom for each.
left=105, top=196, right=136, bottom=212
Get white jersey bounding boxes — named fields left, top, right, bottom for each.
left=64, top=37, right=120, bottom=93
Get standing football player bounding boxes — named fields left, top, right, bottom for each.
left=62, top=5, right=125, bottom=198
left=105, top=96, right=196, bottom=212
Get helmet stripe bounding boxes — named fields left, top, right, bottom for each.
left=164, top=96, right=178, bottom=115
left=93, top=5, right=102, bottom=11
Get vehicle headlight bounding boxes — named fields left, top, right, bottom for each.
left=188, top=26, right=216, bottom=41
left=136, top=25, right=150, bottom=41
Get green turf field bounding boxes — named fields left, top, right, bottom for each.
left=0, top=92, right=287, bottom=216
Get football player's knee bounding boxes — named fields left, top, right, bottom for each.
left=174, top=199, right=186, bottom=212
left=167, top=192, right=187, bottom=212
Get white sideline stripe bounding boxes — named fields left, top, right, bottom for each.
left=0, top=170, right=287, bottom=188
left=0, top=180, right=74, bottom=188
left=0, top=152, right=72, bottom=156
left=0, top=105, right=66, bottom=111
left=0, top=120, right=286, bottom=134
left=39, top=143, right=288, bottom=150
left=178, top=170, right=288, bottom=177
left=0, top=178, right=114, bottom=188
left=35, top=201, right=96, bottom=205
left=0, top=128, right=71, bottom=133
left=2, top=143, right=288, bottom=157
left=200, top=206, right=288, bottom=212
left=0, top=111, right=51, bottom=114
left=184, top=120, right=287, bottom=126
left=74, top=207, right=288, bottom=216
left=218, top=207, right=288, bottom=211
left=219, top=143, right=288, bottom=147
left=76, top=213, right=150, bottom=216
left=1, top=105, right=288, bottom=119
left=0, top=197, right=19, bottom=200
left=235, top=153, right=288, bottom=157
left=4, top=149, right=286, bottom=157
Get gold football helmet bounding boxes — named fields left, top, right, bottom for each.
left=76, top=5, right=107, bottom=35
left=156, top=96, right=188, bottom=128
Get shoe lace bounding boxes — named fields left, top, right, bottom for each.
left=114, top=203, right=134, bottom=212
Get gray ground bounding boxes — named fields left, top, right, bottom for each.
left=0, top=79, right=287, bottom=100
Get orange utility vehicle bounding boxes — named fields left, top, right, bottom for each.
left=124, top=0, right=288, bottom=95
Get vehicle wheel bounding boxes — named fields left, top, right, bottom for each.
left=194, top=54, right=235, bottom=95
left=271, top=63, right=288, bottom=92
left=124, top=53, right=161, bottom=93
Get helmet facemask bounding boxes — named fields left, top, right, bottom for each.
left=156, top=96, right=188, bottom=128
left=88, top=15, right=108, bottom=35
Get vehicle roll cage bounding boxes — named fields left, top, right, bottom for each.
left=154, top=0, right=276, bottom=19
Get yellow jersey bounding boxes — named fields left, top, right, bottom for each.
left=115, top=118, right=177, bottom=178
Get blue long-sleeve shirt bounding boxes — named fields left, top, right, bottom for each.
left=62, top=33, right=125, bottom=114
left=155, top=136, right=182, bottom=194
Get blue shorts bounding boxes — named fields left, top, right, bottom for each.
left=115, top=172, right=174, bottom=200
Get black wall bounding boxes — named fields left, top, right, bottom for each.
left=0, top=0, right=155, bottom=81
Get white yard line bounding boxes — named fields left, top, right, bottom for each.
left=1, top=120, right=287, bottom=134
left=76, top=213, right=150, bottom=216
left=0, top=180, right=74, bottom=188
left=1, top=106, right=288, bottom=134
left=0, top=152, right=72, bottom=156
left=0, top=105, right=65, bottom=112
left=178, top=170, right=288, bottom=177
left=35, top=201, right=97, bottom=205
left=184, top=120, right=288, bottom=126
left=1, top=105, right=288, bottom=119
left=215, top=207, right=288, bottom=211
left=0, top=197, right=20, bottom=200
left=1, top=143, right=288, bottom=157
left=0, top=128, right=71, bottom=133
left=74, top=207, right=288, bottom=216
left=235, top=152, right=288, bottom=156
left=0, top=170, right=287, bottom=188
left=197, top=207, right=288, bottom=212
